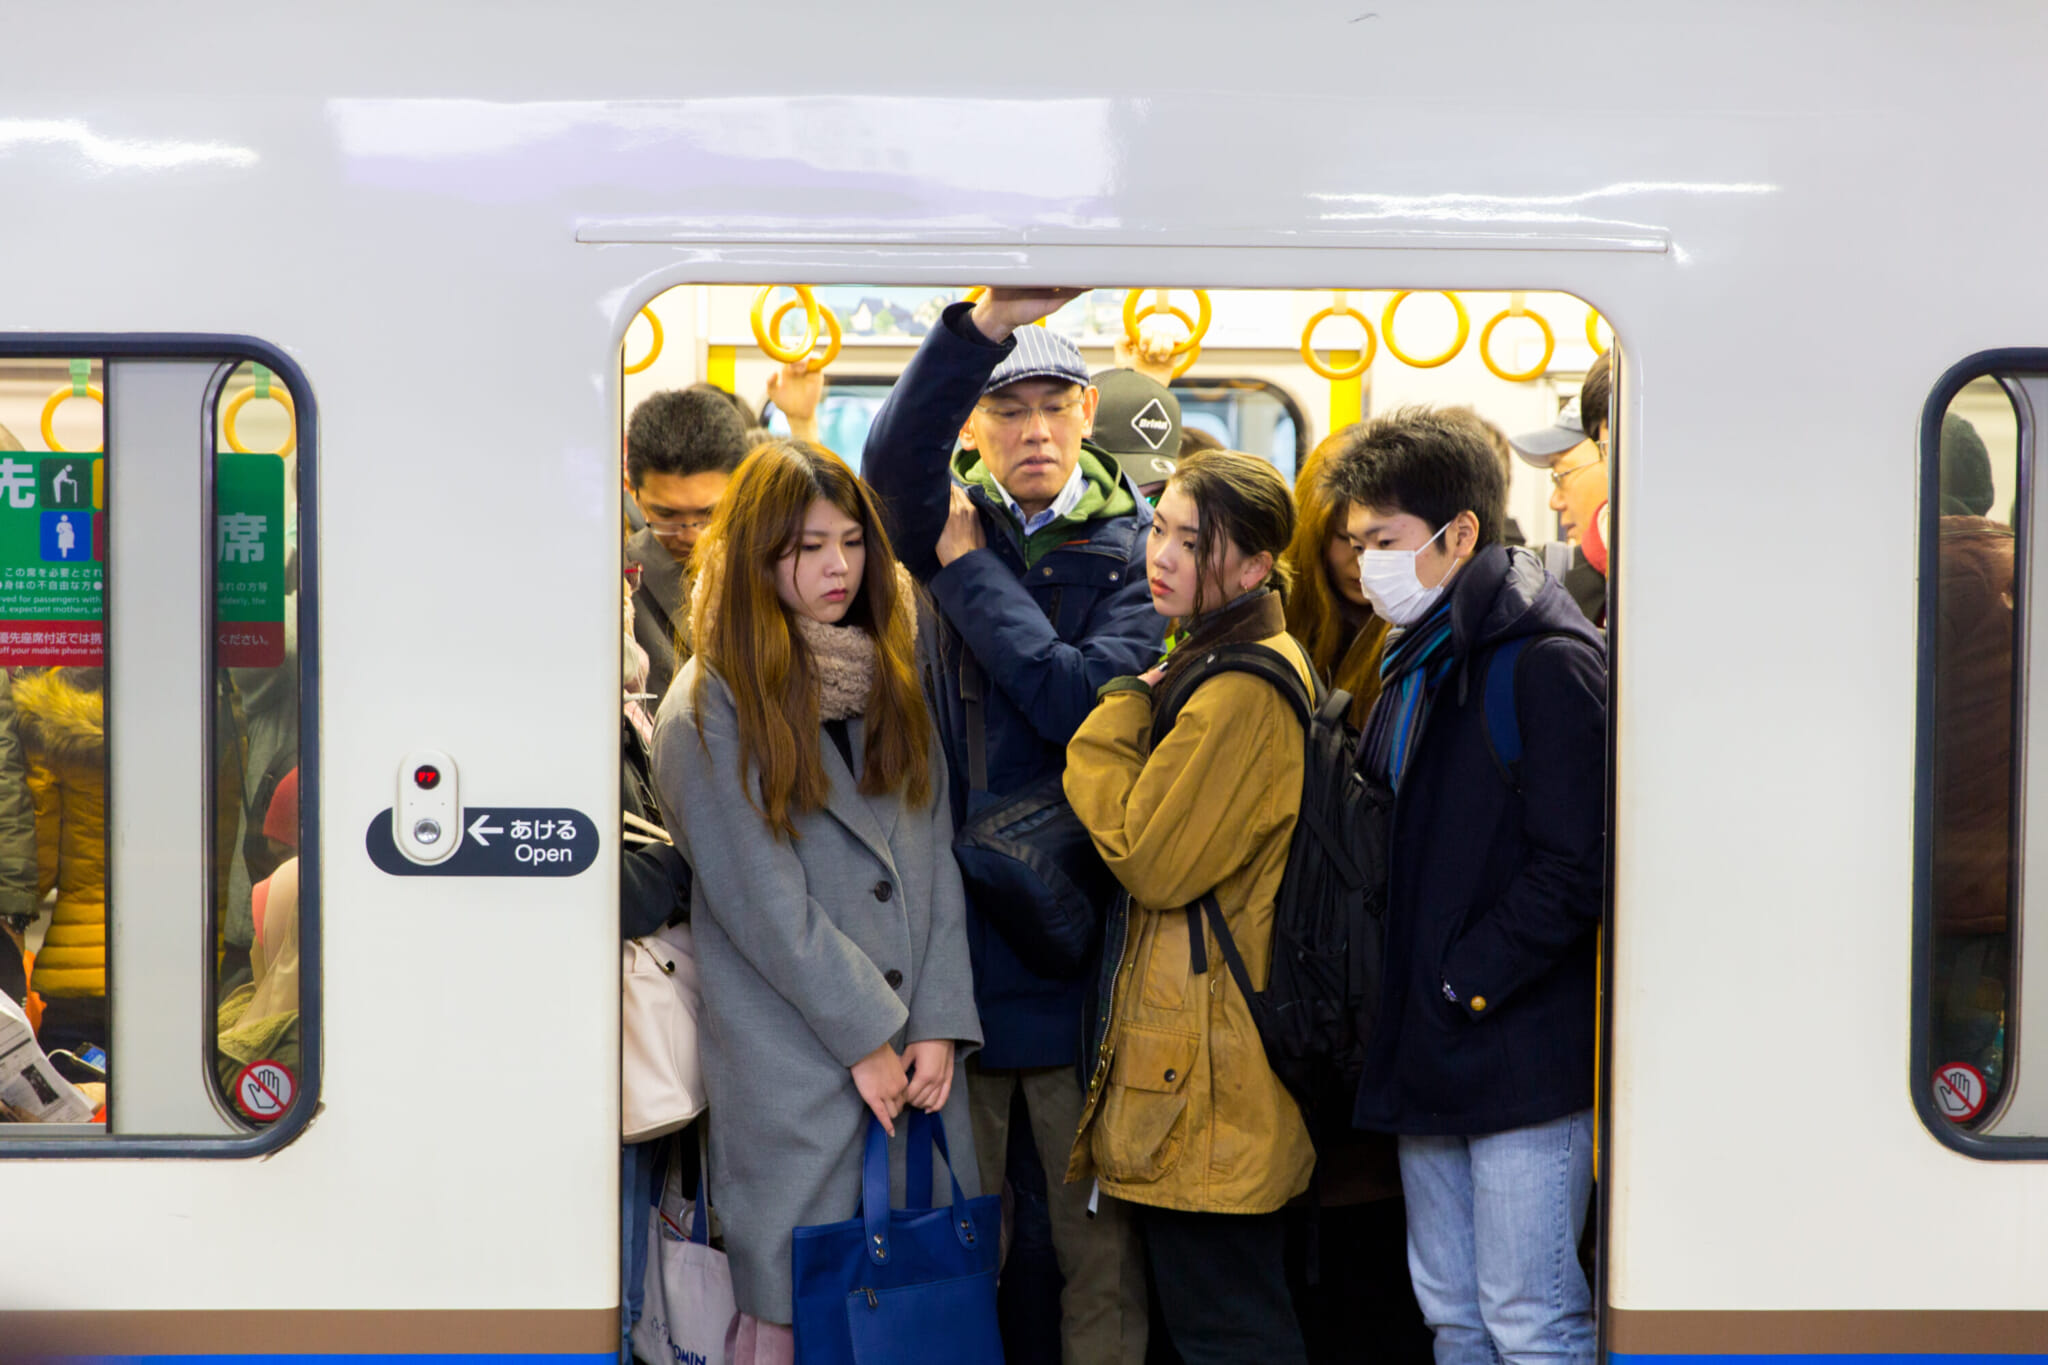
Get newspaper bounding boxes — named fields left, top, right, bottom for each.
left=0, top=989, right=92, bottom=1123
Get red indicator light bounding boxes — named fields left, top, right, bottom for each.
left=414, top=765, right=441, bottom=790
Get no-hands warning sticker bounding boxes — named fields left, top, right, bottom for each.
left=234, top=1059, right=295, bottom=1123
left=1933, top=1061, right=1989, bottom=1123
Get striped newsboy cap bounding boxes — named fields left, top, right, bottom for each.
left=981, top=324, right=1091, bottom=397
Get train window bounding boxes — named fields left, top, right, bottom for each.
left=1171, top=378, right=1307, bottom=477
left=762, top=377, right=898, bottom=472
left=1916, top=355, right=2041, bottom=1149
left=0, top=341, right=314, bottom=1153
left=764, top=375, right=1308, bottom=479
left=209, top=362, right=304, bottom=1132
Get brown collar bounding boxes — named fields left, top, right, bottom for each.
left=1158, top=588, right=1287, bottom=699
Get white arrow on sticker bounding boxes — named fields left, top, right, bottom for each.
left=467, top=813, right=505, bottom=846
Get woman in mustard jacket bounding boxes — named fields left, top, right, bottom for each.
left=1064, top=449, right=1315, bottom=1365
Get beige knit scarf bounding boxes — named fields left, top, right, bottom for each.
left=690, top=556, right=915, bottom=721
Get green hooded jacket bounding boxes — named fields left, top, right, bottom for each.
left=953, top=442, right=1138, bottom=568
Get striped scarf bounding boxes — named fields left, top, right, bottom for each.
left=1358, top=597, right=1458, bottom=791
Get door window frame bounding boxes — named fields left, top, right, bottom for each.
left=1913, top=347, right=2042, bottom=1159
left=0, top=333, right=319, bottom=1159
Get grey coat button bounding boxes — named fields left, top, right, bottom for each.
left=885, top=969, right=905, bottom=989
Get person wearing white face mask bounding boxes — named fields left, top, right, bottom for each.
left=1322, top=407, right=1608, bottom=1365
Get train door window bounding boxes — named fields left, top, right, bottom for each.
left=1917, top=355, right=2038, bottom=1148
left=763, top=377, right=898, bottom=473
left=1170, top=378, right=1307, bottom=478
left=0, top=340, right=315, bottom=1153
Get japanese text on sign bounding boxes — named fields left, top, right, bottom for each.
left=215, top=453, right=286, bottom=667
left=0, top=450, right=104, bottom=667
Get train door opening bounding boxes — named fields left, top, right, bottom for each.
left=613, top=282, right=1617, bottom=1361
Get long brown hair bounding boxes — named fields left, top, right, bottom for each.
left=689, top=440, right=931, bottom=839
left=1282, top=429, right=1389, bottom=717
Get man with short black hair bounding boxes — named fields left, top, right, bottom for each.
left=1326, top=405, right=1607, bottom=1365
left=863, top=288, right=1159, bottom=1365
left=624, top=386, right=750, bottom=699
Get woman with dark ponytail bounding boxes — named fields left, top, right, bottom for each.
left=1063, top=449, right=1315, bottom=1365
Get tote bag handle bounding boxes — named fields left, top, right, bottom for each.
left=859, top=1111, right=980, bottom=1266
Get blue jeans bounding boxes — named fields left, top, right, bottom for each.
left=621, top=1139, right=659, bottom=1361
left=1398, top=1110, right=1595, bottom=1365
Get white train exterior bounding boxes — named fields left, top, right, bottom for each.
left=2, top=3, right=2045, bottom=1359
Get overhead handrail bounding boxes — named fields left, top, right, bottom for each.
left=961, top=287, right=1047, bottom=325
left=1299, top=291, right=1376, bottom=381
left=750, top=285, right=821, bottom=364
left=224, top=364, right=296, bottom=456
left=1170, top=344, right=1200, bottom=381
left=40, top=360, right=103, bottom=454
left=1123, top=288, right=1211, bottom=357
left=1381, top=290, right=1470, bottom=369
left=623, top=307, right=664, bottom=375
left=768, top=297, right=844, bottom=373
left=1477, top=294, right=1556, bottom=384
left=1585, top=308, right=1610, bottom=356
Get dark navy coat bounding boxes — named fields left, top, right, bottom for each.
left=1353, top=545, right=1608, bottom=1136
left=863, top=303, right=1165, bottom=1069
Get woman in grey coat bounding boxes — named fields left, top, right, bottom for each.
left=651, top=439, right=982, bottom=1363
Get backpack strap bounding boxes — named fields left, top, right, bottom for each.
left=1150, top=642, right=1319, bottom=747
left=1194, top=893, right=1263, bottom=1030
left=959, top=650, right=989, bottom=794
left=1480, top=636, right=1532, bottom=787
left=1480, top=632, right=1586, bottom=788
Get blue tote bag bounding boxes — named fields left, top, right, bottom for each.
left=790, top=1109, right=1004, bottom=1365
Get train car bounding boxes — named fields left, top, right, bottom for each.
left=2, top=3, right=2045, bottom=1361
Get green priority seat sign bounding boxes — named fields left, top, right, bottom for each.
left=216, top=452, right=286, bottom=668
left=0, top=452, right=104, bottom=666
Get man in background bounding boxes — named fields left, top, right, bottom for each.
left=1089, top=366, right=1182, bottom=499
left=1511, top=352, right=1612, bottom=626
left=623, top=388, right=751, bottom=700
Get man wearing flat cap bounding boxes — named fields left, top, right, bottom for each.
left=863, top=289, right=1158, bottom=1365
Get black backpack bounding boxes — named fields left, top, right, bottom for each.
left=1149, top=643, right=1392, bottom=1126
left=1151, top=633, right=1568, bottom=1127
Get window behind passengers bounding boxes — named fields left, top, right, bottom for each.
left=763, top=374, right=1306, bottom=478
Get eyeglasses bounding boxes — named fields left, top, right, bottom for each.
left=1548, top=454, right=1605, bottom=491
left=976, top=396, right=1086, bottom=428
left=645, top=514, right=713, bottom=536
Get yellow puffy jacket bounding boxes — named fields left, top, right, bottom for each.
left=16, top=668, right=105, bottom=998
left=1063, top=628, right=1317, bottom=1215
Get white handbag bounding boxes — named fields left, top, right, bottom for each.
left=622, top=919, right=705, bottom=1142
left=632, top=1140, right=738, bottom=1365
